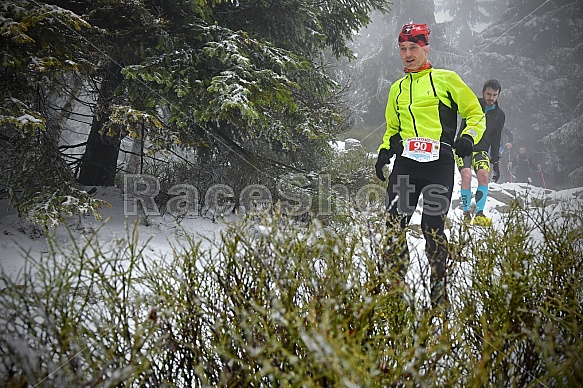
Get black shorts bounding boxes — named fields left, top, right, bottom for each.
left=455, top=150, right=491, bottom=173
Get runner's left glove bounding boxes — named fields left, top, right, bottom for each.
left=492, top=162, right=500, bottom=182
left=375, top=148, right=393, bottom=181
left=453, top=135, right=474, bottom=158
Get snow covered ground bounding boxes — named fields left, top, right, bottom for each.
left=1, top=172, right=581, bottom=284
left=0, top=186, right=226, bottom=282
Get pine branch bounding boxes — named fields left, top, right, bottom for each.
left=59, top=142, right=88, bottom=150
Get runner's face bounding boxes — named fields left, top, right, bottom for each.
left=399, top=42, right=427, bottom=70
left=483, top=87, right=500, bottom=107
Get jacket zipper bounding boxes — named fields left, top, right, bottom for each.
left=407, top=73, right=419, bottom=137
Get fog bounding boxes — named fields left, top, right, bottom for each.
left=339, top=0, right=583, bottom=189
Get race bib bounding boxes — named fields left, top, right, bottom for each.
left=401, top=137, right=440, bottom=162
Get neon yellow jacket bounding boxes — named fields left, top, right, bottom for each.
left=379, top=68, right=485, bottom=156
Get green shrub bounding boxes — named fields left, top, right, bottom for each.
left=1, top=201, right=581, bottom=387
left=0, top=222, right=157, bottom=387
left=143, top=208, right=431, bottom=387
left=448, top=201, right=583, bottom=386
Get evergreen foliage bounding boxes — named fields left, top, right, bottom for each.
left=0, top=0, right=391, bottom=226
left=468, top=0, right=583, bottom=188
left=0, top=0, right=105, bottom=225
left=435, top=0, right=509, bottom=50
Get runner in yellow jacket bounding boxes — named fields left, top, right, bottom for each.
left=375, top=23, right=485, bottom=310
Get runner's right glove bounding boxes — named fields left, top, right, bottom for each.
left=453, top=135, right=474, bottom=158
left=375, top=148, right=393, bottom=181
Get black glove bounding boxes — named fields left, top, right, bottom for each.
left=492, top=162, right=500, bottom=182
left=453, top=135, right=474, bottom=158
left=375, top=148, right=393, bottom=181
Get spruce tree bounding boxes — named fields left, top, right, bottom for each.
left=1, top=0, right=393, bottom=225
left=0, top=0, right=104, bottom=225
left=470, top=0, right=583, bottom=188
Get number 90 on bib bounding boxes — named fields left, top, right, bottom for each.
left=402, top=137, right=440, bottom=162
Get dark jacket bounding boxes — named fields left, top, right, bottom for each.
left=513, top=153, right=534, bottom=180
left=459, top=98, right=506, bottom=162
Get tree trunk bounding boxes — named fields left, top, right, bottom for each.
left=126, top=127, right=144, bottom=174
left=78, top=65, right=123, bottom=186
